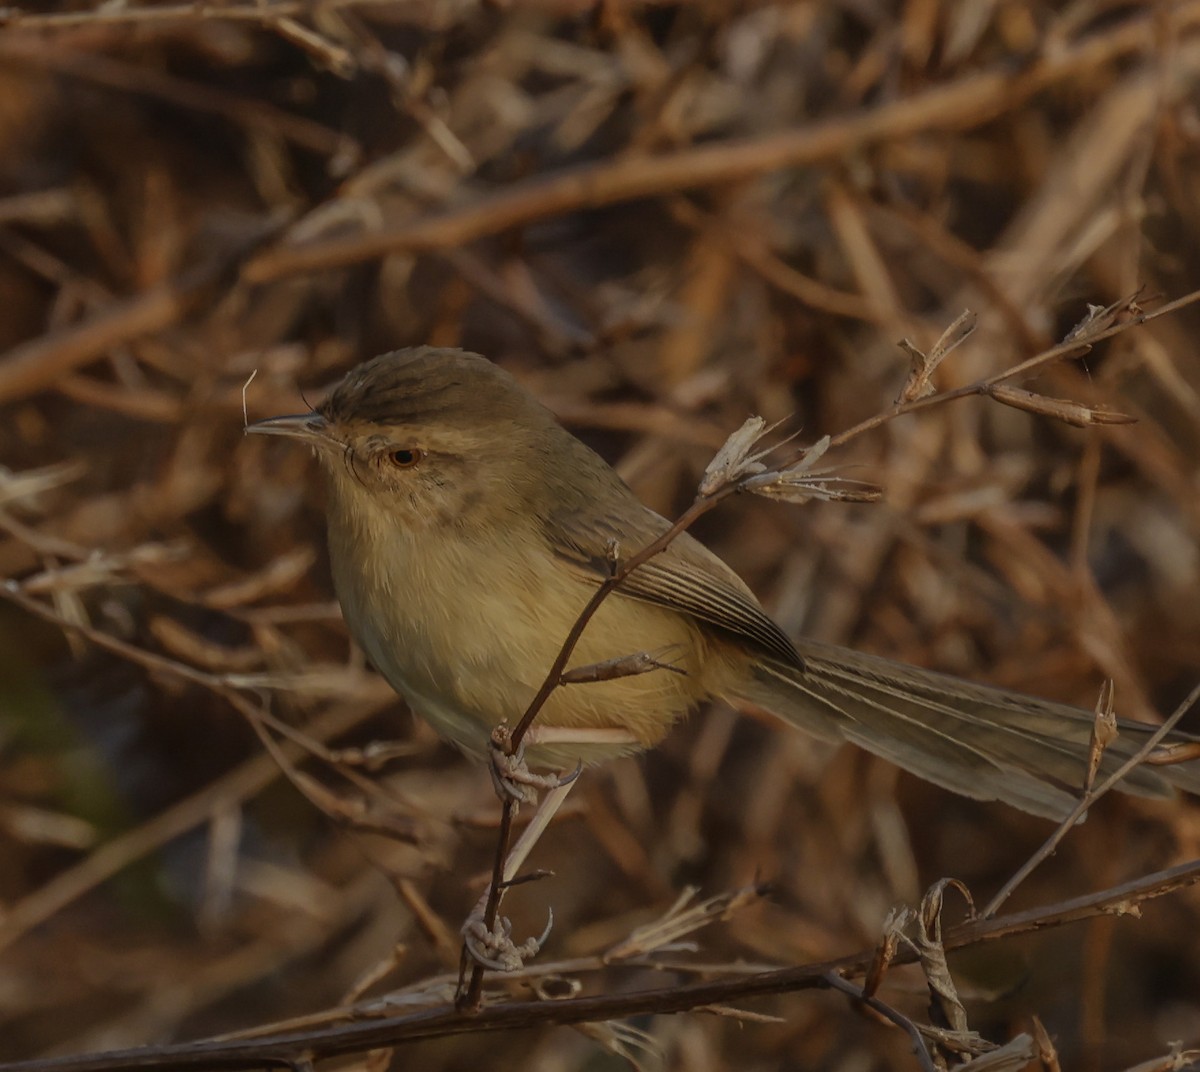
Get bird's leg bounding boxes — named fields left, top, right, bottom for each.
left=462, top=776, right=577, bottom=971
left=464, top=725, right=639, bottom=973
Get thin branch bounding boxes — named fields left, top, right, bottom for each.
left=1, top=858, right=1197, bottom=1072
left=0, top=38, right=353, bottom=157
left=240, top=4, right=1200, bottom=283
left=0, top=584, right=399, bottom=952
left=824, top=289, right=1200, bottom=455
left=981, top=679, right=1200, bottom=918
left=0, top=230, right=274, bottom=405
left=0, top=0, right=401, bottom=28
left=821, top=972, right=937, bottom=1072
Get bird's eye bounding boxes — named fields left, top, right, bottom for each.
left=388, top=448, right=424, bottom=469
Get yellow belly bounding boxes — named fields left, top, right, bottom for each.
left=328, top=508, right=718, bottom=768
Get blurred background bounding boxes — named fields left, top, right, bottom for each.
left=1, top=2, right=1199, bottom=1069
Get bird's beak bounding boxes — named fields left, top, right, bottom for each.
left=245, top=411, right=334, bottom=447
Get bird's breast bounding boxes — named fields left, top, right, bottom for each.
left=325, top=501, right=717, bottom=763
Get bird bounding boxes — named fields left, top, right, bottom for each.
left=248, top=346, right=1200, bottom=824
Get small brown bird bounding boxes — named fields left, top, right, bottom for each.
left=250, top=347, right=1200, bottom=822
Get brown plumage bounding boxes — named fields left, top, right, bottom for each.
left=250, top=347, right=1200, bottom=820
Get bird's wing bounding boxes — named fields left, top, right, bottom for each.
left=544, top=502, right=803, bottom=669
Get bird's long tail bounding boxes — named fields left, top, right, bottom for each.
left=731, top=637, right=1200, bottom=821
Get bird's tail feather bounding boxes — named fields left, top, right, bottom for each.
left=731, top=637, right=1200, bottom=821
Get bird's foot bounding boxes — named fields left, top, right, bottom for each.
left=488, top=726, right=578, bottom=807
left=462, top=902, right=553, bottom=973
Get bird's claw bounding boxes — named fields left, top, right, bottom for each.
left=488, top=730, right=574, bottom=807
left=462, top=905, right=554, bottom=973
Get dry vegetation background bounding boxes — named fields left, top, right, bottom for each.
left=2, top=1, right=1200, bottom=1069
